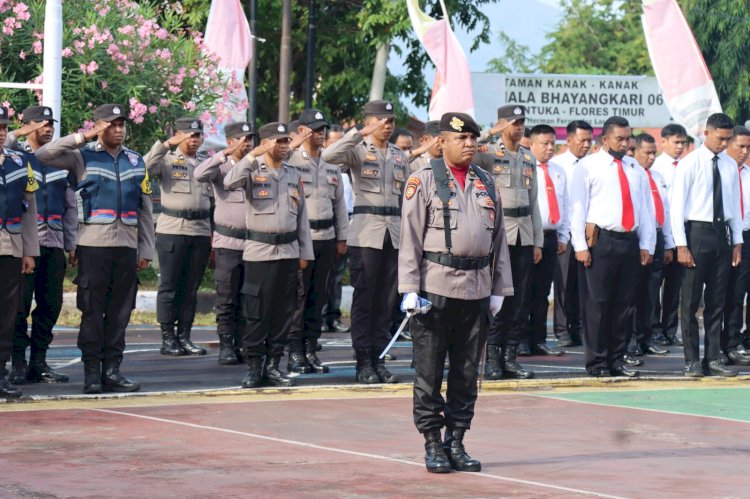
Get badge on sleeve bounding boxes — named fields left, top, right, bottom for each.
left=141, top=170, right=153, bottom=195
left=405, top=176, right=420, bottom=200
left=26, top=162, right=39, bottom=193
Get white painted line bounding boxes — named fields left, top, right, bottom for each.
left=49, top=349, right=161, bottom=370
left=91, top=408, right=627, bottom=499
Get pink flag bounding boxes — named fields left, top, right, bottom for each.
left=406, top=0, right=474, bottom=120
left=641, top=0, right=722, bottom=138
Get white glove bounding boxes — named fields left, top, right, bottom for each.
left=489, top=295, right=504, bottom=317
left=401, top=292, right=419, bottom=312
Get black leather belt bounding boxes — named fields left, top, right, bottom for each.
left=353, top=206, right=401, bottom=216
left=503, top=206, right=530, bottom=217
left=215, top=224, right=246, bottom=239
left=423, top=251, right=490, bottom=270
left=687, top=220, right=725, bottom=230
left=246, top=230, right=297, bottom=245
left=309, top=218, right=334, bottom=230
left=161, top=207, right=211, bottom=220
left=600, top=228, right=637, bottom=240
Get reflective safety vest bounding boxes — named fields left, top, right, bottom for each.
left=26, top=151, right=69, bottom=231
left=0, top=148, right=35, bottom=234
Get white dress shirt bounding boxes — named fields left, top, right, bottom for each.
left=645, top=168, right=676, bottom=249
left=570, top=149, right=656, bottom=254
left=550, top=149, right=583, bottom=239
left=740, top=164, right=750, bottom=232
left=669, top=145, right=743, bottom=247
left=536, top=161, right=570, bottom=244
left=651, top=152, right=680, bottom=200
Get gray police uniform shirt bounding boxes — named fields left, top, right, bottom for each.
left=194, top=152, right=247, bottom=252
left=286, top=149, right=348, bottom=242
left=223, top=154, right=314, bottom=262
left=0, top=148, right=40, bottom=258
left=398, top=163, right=513, bottom=300
left=144, top=140, right=212, bottom=237
left=321, top=129, right=409, bottom=250
left=35, top=133, right=155, bottom=260
left=474, top=141, right=543, bottom=248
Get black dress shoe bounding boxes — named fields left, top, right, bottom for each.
left=683, top=361, right=704, bottom=378
left=706, top=360, right=738, bottom=377
left=666, top=334, right=683, bottom=347
left=331, top=319, right=350, bottom=333
left=726, top=349, right=750, bottom=366
left=622, top=354, right=644, bottom=367
left=516, top=343, right=532, bottom=356
left=642, top=342, right=669, bottom=355
left=27, top=361, right=70, bottom=383
left=588, top=367, right=610, bottom=377
left=443, top=427, right=481, bottom=472
left=610, top=365, right=639, bottom=378
left=629, top=344, right=644, bottom=356
left=652, top=332, right=669, bottom=346
left=102, top=369, right=141, bottom=393
left=400, top=329, right=413, bottom=341
left=556, top=334, right=573, bottom=347
left=423, top=431, right=451, bottom=473
left=0, top=377, right=22, bottom=398
left=8, top=361, right=27, bottom=385
left=533, top=343, right=563, bottom=356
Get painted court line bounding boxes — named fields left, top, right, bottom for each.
left=91, top=408, right=627, bottom=499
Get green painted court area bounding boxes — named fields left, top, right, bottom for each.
left=543, top=386, right=750, bottom=423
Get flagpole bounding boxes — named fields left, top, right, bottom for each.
left=304, top=0, right=317, bottom=108
left=42, top=0, right=63, bottom=139
left=245, top=0, right=258, bottom=127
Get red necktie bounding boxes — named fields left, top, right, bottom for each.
left=539, top=163, right=560, bottom=224
left=673, top=160, right=678, bottom=168
left=646, top=169, right=665, bottom=226
left=615, top=159, right=635, bottom=231
left=739, top=166, right=744, bottom=220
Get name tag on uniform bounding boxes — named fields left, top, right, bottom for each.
left=252, top=182, right=274, bottom=199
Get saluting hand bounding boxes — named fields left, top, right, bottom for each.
left=575, top=250, right=591, bottom=267
left=677, top=246, right=695, bottom=268
left=13, top=121, right=47, bottom=138
left=222, top=136, right=247, bottom=157
left=83, top=121, right=111, bottom=142
left=248, top=140, right=276, bottom=159
left=289, top=130, right=312, bottom=151
left=359, top=118, right=388, bottom=137
left=167, top=131, right=193, bottom=148
left=410, top=136, right=439, bottom=159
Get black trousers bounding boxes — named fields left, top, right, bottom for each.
left=155, top=233, right=211, bottom=326
left=322, top=250, right=347, bottom=325
left=75, top=246, right=138, bottom=365
left=578, top=231, right=640, bottom=372
left=349, top=231, right=398, bottom=350
left=634, top=230, right=665, bottom=345
left=289, top=239, right=337, bottom=343
left=680, top=223, right=732, bottom=363
left=13, top=246, right=66, bottom=357
left=489, top=237, right=533, bottom=347
left=0, top=256, right=23, bottom=371
left=554, top=241, right=583, bottom=340
left=240, top=259, right=298, bottom=358
left=529, top=231, right=558, bottom=345
left=656, top=258, right=683, bottom=339
left=214, top=248, right=244, bottom=340
left=722, top=230, right=750, bottom=351
left=411, top=291, right=489, bottom=433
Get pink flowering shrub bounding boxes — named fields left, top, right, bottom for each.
left=0, top=0, right=245, bottom=152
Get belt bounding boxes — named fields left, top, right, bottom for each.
left=214, top=224, right=246, bottom=240
left=687, top=220, right=725, bottom=230
left=503, top=206, right=530, bottom=217
left=599, top=228, right=637, bottom=240
left=309, top=218, right=335, bottom=230
left=352, top=206, right=401, bottom=216
left=246, top=230, right=297, bottom=245
left=543, top=229, right=558, bottom=235
left=161, top=207, right=211, bottom=220
left=423, top=251, right=490, bottom=270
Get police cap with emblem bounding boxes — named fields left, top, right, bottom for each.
left=299, top=108, right=328, bottom=130
left=225, top=121, right=257, bottom=140
left=175, top=117, right=204, bottom=133
left=497, top=104, right=526, bottom=121
left=363, top=100, right=396, bottom=119
left=0, top=106, right=9, bottom=125
left=438, top=112, right=480, bottom=137
left=22, top=106, right=57, bottom=124
left=93, top=103, right=128, bottom=122
left=258, top=122, right=291, bottom=141
left=423, top=120, right=440, bottom=135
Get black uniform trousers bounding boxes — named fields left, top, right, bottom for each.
left=634, top=230, right=665, bottom=345
left=13, top=246, right=67, bottom=358
left=322, top=248, right=348, bottom=326
left=489, top=236, right=533, bottom=347
left=554, top=242, right=583, bottom=340
left=655, top=259, right=683, bottom=339
left=0, top=256, right=23, bottom=372
left=240, top=259, right=298, bottom=358
left=289, top=239, right=337, bottom=342
left=680, top=222, right=732, bottom=363
left=529, top=230, right=558, bottom=346
left=578, top=230, right=640, bottom=372
left=75, top=246, right=138, bottom=366
left=348, top=231, right=398, bottom=351
left=213, top=247, right=245, bottom=340
left=411, top=291, right=489, bottom=433
left=155, top=233, right=211, bottom=326
left=722, top=230, right=750, bottom=351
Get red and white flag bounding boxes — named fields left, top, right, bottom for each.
left=641, top=0, right=722, bottom=138
left=406, top=0, right=474, bottom=120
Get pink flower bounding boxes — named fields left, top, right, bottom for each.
left=87, top=61, right=98, bottom=74
left=118, top=25, right=134, bottom=35
left=13, top=2, right=30, bottom=21
left=155, top=28, right=168, bottom=40
left=32, top=40, right=42, bottom=54
left=148, top=105, right=157, bottom=114
left=183, top=101, right=196, bottom=111
left=80, top=120, right=96, bottom=132
left=61, top=47, right=73, bottom=57
left=100, top=81, right=108, bottom=89
left=159, top=98, right=170, bottom=106
left=1, top=102, right=15, bottom=117
left=19, top=50, right=25, bottom=60
left=128, top=97, right=148, bottom=124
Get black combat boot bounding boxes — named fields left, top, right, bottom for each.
left=9, top=352, right=27, bottom=385
left=264, top=356, right=295, bottom=387
left=27, top=349, right=69, bottom=383
left=355, top=348, right=379, bottom=384
left=176, top=323, right=207, bottom=355
left=288, top=339, right=312, bottom=374
left=443, top=427, right=481, bottom=472
left=234, top=328, right=244, bottom=363
left=304, top=337, right=329, bottom=373
left=423, top=430, right=451, bottom=473
left=241, top=356, right=264, bottom=388
left=0, top=362, right=22, bottom=398
left=83, top=361, right=103, bottom=394
left=484, top=344, right=504, bottom=380
left=501, top=344, right=534, bottom=379
left=370, top=347, right=398, bottom=383
left=101, top=359, right=140, bottom=393
left=218, top=332, right=238, bottom=365
left=160, top=323, right=185, bottom=356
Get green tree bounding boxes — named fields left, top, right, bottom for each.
left=487, top=32, right=538, bottom=73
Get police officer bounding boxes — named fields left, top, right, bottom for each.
left=286, top=109, right=348, bottom=374
left=473, top=104, right=542, bottom=379
left=6, top=106, right=75, bottom=385
left=0, top=106, right=40, bottom=398
left=321, top=100, right=408, bottom=384
left=400, top=112, right=512, bottom=473
left=408, top=120, right=442, bottom=172
left=194, top=122, right=257, bottom=365
left=36, top=103, right=155, bottom=394
left=145, top=117, right=212, bottom=357
left=224, top=122, right=314, bottom=388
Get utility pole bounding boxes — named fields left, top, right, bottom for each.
left=278, top=0, right=292, bottom=122
left=369, top=42, right=389, bottom=101
left=304, top=0, right=317, bottom=108
left=245, top=0, right=258, bottom=127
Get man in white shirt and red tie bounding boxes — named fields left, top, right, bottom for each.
left=671, top=113, right=743, bottom=377
left=570, top=116, right=656, bottom=377
left=721, top=126, right=750, bottom=366
left=650, top=124, right=688, bottom=347
left=552, top=120, right=593, bottom=348
left=528, top=125, right=567, bottom=355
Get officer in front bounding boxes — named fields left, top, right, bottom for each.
left=36, top=103, right=155, bottom=394
left=399, top=112, right=512, bottom=473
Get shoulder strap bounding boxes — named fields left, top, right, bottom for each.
left=430, top=158, right=453, bottom=254
left=471, top=164, right=497, bottom=206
